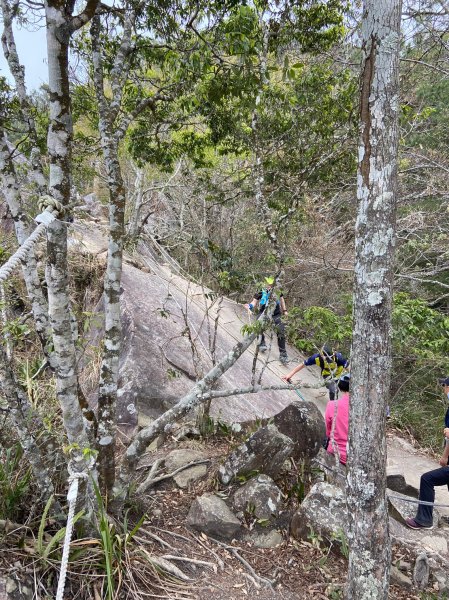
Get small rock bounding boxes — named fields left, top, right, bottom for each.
left=390, top=566, right=412, bottom=589
left=246, top=529, right=283, bottom=548
left=186, top=493, right=241, bottom=539
left=165, top=449, right=208, bottom=488
left=152, top=509, right=162, bottom=518
left=233, top=474, right=282, bottom=520
left=398, top=560, right=412, bottom=571
left=413, top=552, right=429, bottom=589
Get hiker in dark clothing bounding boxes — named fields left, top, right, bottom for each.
left=406, top=377, right=449, bottom=530
left=282, top=345, right=349, bottom=400
left=245, top=278, right=289, bottom=365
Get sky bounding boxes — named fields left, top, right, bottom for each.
left=0, top=23, right=48, bottom=91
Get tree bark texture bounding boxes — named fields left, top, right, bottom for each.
left=90, top=12, right=133, bottom=493
left=44, top=0, right=94, bottom=473
left=346, top=1, right=402, bottom=598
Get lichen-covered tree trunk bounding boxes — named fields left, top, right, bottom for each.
left=0, top=133, right=52, bottom=354
left=346, top=1, right=402, bottom=598
left=90, top=12, right=131, bottom=493
left=0, top=0, right=47, bottom=194
left=0, top=345, right=57, bottom=506
left=44, top=0, right=94, bottom=473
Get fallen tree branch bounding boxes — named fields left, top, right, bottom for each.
left=137, top=459, right=210, bottom=494
left=210, top=537, right=274, bottom=589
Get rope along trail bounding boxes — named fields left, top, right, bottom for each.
left=0, top=195, right=88, bottom=599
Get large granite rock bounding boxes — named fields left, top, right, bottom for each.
left=186, top=494, right=241, bottom=539
left=218, top=424, right=294, bottom=485
left=274, top=401, right=325, bottom=460
left=232, top=474, right=282, bottom=520
left=290, top=482, right=347, bottom=542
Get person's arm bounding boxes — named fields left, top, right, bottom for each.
left=281, top=362, right=305, bottom=381
left=440, top=440, right=449, bottom=467
left=279, top=295, right=288, bottom=316
left=244, top=297, right=259, bottom=311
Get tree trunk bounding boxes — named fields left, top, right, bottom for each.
left=0, top=133, right=52, bottom=358
left=346, top=1, right=402, bottom=598
left=91, top=12, right=131, bottom=493
left=44, top=0, right=93, bottom=474
left=0, top=345, right=57, bottom=507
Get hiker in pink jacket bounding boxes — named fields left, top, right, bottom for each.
left=325, top=374, right=350, bottom=465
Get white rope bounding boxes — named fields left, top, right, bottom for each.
left=55, top=471, right=87, bottom=600
left=0, top=205, right=58, bottom=283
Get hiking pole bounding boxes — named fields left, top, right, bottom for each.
left=286, top=377, right=306, bottom=401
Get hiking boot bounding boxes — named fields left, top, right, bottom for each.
left=258, top=344, right=267, bottom=353
left=405, top=518, right=433, bottom=530
left=279, top=354, right=289, bottom=366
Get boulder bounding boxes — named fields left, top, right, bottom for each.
left=232, top=474, right=282, bottom=520
left=390, top=566, right=412, bottom=589
left=274, top=401, right=326, bottom=461
left=290, top=482, right=347, bottom=542
left=165, top=449, right=208, bottom=488
left=186, top=494, right=241, bottom=539
left=218, top=424, right=294, bottom=485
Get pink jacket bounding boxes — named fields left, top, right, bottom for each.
left=325, top=392, right=349, bottom=465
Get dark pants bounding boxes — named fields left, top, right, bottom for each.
left=415, top=466, right=449, bottom=526
left=260, top=314, right=286, bottom=355
left=325, top=380, right=337, bottom=401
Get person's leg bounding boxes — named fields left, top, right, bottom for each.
left=415, top=467, right=449, bottom=526
left=326, top=381, right=336, bottom=401
left=273, top=315, right=287, bottom=357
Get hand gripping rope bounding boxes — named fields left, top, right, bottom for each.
left=0, top=195, right=64, bottom=283
left=55, top=467, right=88, bottom=600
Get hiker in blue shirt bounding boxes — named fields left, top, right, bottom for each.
left=245, top=277, right=289, bottom=366
left=282, top=345, right=349, bottom=400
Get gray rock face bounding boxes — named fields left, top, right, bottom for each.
left=165, top=449, right=208, bottom=488
left=290, top=482, right=347, bottom=542
left=218, top=424, right=294, bottom=485
left=186, top=494, right=241, bottom=539
left=274, top=401, right=325, bottom=460
left=232, top=474, right=282, bottom=520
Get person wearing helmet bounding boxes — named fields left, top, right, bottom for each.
left=406, top=377, right=449, bottom=529
left=282, top=345, right=349, bottom=400
left=245, top=277, right=289, bottom=365
left=325, top=373, right=350, bottom=464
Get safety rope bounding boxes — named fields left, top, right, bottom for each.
left=316, top=459, right=449, bottom=509
left=55, top=469, right=88, bottom=600
left=0, top=195, right=64, bottom=283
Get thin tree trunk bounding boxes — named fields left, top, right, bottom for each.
left=91, top=12, right=132, bottom=493
left=346, top=1, right=402, bottom=598
left=0, top=133, right=52, bottom=358
left=0, top=345, right=57, bottom=506
left=0, top=0, right=47, bottom=194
